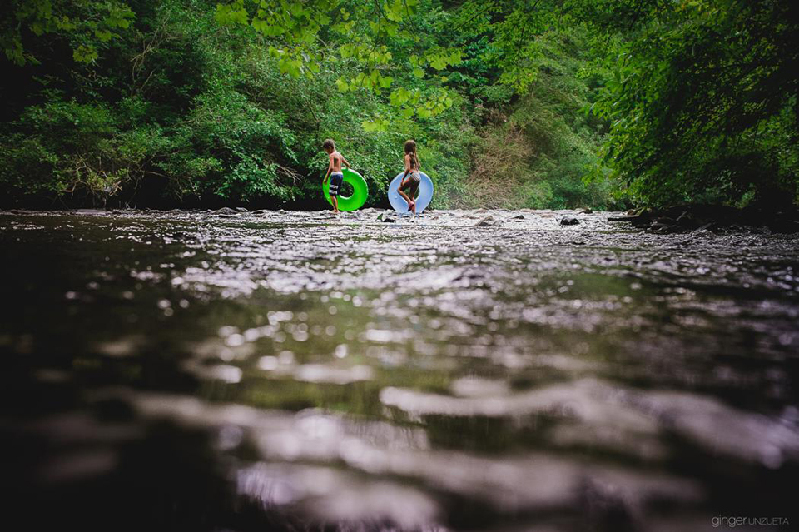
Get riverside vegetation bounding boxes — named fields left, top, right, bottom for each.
left=1, top=0, right=797, bottom=212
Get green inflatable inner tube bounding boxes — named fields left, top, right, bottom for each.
left=323, top=169, right=368, bottom=211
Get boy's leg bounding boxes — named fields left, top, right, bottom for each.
left=332, top=195, right=339, bottom=213
left=398, top=184, right=412, bottom=207
left=409, top=185, right=418, bottom=213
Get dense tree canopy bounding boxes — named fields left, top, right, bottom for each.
left=580, top=0, right=799, bottom=207
left=0, top=0, right=796, bottom=209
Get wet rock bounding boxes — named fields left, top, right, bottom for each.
left=675, top=210, right=697, bottom=228
left=235, top=207, right=248, bottom=212
left=613, top=204, right=799, bottom=234
left=216, top=207, right=236, bottom=215
left=577, top=208, right=594, bottom=214
left=695, top=222, right=717, bottom=232
left=610, top=210, right=656, bottom=228
left=647, top=216, right=686, bottom=234
left=513, top=214, right=525, bottom=220
left=769, top=218, right=799, bottom=234
left=560, top=216, right=580, bottom=226
left=476, top=216, right=495, bottom=227
left=647, top=222, right=674, bottom=234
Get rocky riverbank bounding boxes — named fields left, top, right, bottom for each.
left=609, top=204, right=799, bottom=234
left=8, top=204, right=799, bottom=234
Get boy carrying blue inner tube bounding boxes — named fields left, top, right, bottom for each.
left=322, top=139, right=351, bottom=214
left=397, top=139, right=420, bottom=213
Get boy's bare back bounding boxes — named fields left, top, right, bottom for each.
left=404, top=153, right=419, bottom=172
left=329, top=151, right=344, bottom=173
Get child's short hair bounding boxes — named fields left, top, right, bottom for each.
left=323, top=139, right=335, bottom=151
left=404, top=139, right=416, bottom=153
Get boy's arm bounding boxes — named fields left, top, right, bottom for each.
left=323, top=154, right=333, bottom=182
left=342, top=155, right=351, bottom=169
left=403, top=154, right=410, bottom=177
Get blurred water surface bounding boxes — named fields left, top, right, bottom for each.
left=1, top=209, right=798, bottom=531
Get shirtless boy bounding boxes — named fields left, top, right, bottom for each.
left=322, top=139, right=351, bottom=214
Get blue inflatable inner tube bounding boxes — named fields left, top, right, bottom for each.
left=388, top=172, right=434, bottom=214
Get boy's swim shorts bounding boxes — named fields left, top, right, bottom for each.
left=329, top=172, right=344, bottom=196
left=400, top=172, right=420, bottom=193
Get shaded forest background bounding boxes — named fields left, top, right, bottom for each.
left=1, top=0, right=797, bottom=211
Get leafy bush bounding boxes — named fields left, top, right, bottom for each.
left=463, top=30, right=613, bottom=210
left=0, top=0, right=618, bottom=210
left=583, top=0, right=799, bottom=207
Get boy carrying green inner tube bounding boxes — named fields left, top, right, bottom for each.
left=322, top=139, right=351, bottom=214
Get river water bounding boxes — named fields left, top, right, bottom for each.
left=1, top=208, right=798, bottom=531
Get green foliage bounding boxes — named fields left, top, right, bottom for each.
left=214, top=0, right=461, bottom=125
left=1, top=0, right=134, bottom=65
left=580, top=0, right=799, bottom=206
left=463, top=30, right=613, bottom=210
left=0, top=0, right=478, bottom=207
left=0, top=98, right=136, bottom=197
left=3, top=0, right=796, bottom=210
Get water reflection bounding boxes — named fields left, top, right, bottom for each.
left=1, top=209, right=797, bottom=530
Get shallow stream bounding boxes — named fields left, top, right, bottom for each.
left=2, top=208, right=797, bottom=531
